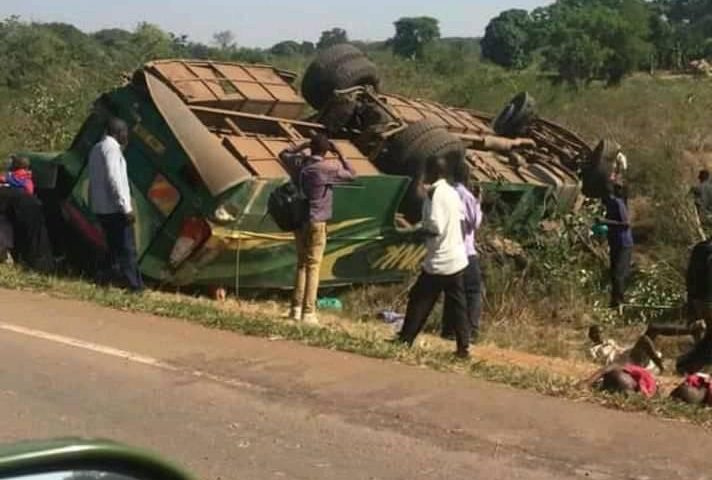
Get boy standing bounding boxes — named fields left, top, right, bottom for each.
left=598, top=183, right=633, bottom=308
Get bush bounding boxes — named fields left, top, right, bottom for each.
left=481, top=9, right=533, bottom=69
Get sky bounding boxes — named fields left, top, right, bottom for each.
left=0, top=0, right=552, bottom=48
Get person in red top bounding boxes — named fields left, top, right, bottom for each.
left=583, top=363, right=657, bottom=398
left=671, top=373, right=712, bottom=406
left=0, top=156, right=34, bottom=196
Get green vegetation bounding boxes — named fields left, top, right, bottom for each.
left=481, top=9, right=533, bottom=70
left=391, top=17, right=441, bottom=60
left=482, top=0, right=712, bottom=84
left=317, top=28, right=349, bottom=50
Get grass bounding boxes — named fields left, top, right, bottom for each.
left=1, top=264, right=711, bottom=429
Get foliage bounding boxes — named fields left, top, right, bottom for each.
left=391, top=17, right=440, bottom=60
left=131, top=22, right=175, bottom=63
left=317, top=28, right=348, bottom=50
left=480, top=0, right=712, bottom=79
left=481, top=9, right=533, bottom=69
left=270, top=40, right=301, bottom=56
left=270, top=40, right=315, bottom=56
left=625, top=263, right=684, bottom=321
left=657, top=0, right=712, bottom=62
left=0, top=16, right=93, bottom=89
left=535, top=0, right=654, bottom=85
left=212, top=29, right=236, bottom=50
left=11, top=85, right=85, bottom=151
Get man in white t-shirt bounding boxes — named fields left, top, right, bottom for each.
left=397, top=157, right=471, bottom=358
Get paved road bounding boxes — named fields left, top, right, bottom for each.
left=0, top=289, right=709, bottom=480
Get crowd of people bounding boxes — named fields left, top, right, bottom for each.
left=0, top=117, right=144, bottom=292
left=581, top=161, right=712, bottom=405
left=278, top=133, right=484, bottom=359
left=277, top=133, right=712, bottom=405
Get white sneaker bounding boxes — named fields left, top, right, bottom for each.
left=282, top=307, right=301, bottom=321
left=302, top=313, right=319, bottom=325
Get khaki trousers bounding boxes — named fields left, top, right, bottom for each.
left=292, top=222, right=327, bottom=315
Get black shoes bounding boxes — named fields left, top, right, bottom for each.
left=454, top=350, right=470, bottom=360
left=441, top=331, right=480, bottom=345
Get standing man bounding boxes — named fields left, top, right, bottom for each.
left=597, top=182, right=633, bottom=308
left=442, top=163, right=483, bottom=343
left=686, top=236, right=712, bottom=330
left=279, top=134, right=356, bottom=324
left=88, top=117, right=144, bottom=292
left=676, top=236, right=712, bottom=374
left=398, top=157, right=471, bottom=358
left=692, top=169, right=712, bottom=231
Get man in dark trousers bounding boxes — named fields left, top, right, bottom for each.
left=442, top=163, right=483, bottom=343
left=88, top=117, right=144, bottom=292
left=598, top=182, right=633, bottom=308
left=677, top=237, right=712, bottom=373
left=397, top=157, right=471, bottom=358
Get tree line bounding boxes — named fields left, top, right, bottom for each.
left=481, top=0, right=712, bottom=85
left=8, top=1, right=707, bottom=95
left=0, top=14, right=448, bottom=91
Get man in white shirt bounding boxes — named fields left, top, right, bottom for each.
left=397, top=157, right=471, bottom=358
left=88, top=117, right=144, bottom=292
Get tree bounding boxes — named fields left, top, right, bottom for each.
left=545, top=32, right=609, bottom=85
left=212, top=30, right=236, bottom=50
left=131, top=22, right=174, bottom=62
left=648, top=9, right=677, bottom=69
left=391, top=17, right=440, bottom=60
left=481, top=9, right=533, bottom=69
left=535, top=0, right=653, bottom=85
left=0, top=17, right=67, bottom=88
left=300, top=41, right=316, bottom=55
left=270, top=40, right=301, bottom=56
left=656, top=0, right=712, bottom=64
left=93, top=28, right=132, bottom=49
left=317, top=28, right=348, bottom=49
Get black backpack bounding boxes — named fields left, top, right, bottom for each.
left=268, top=175, right=308, bottom=232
